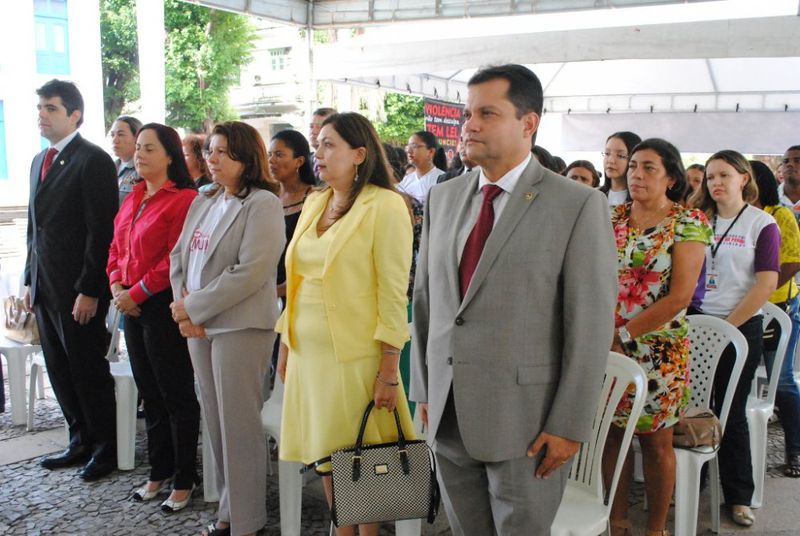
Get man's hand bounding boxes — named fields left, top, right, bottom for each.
left=72, top=293, right=98, bottom=325
left=527, top=431, right=580, bottom=479
left=418, top=403, right=429, bottom=428
left=23, top=286, right=32, bottom=312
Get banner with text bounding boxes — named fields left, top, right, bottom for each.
left=424, top=98, right=464, bottom=166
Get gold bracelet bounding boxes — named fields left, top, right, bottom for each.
left=375, top=372, right=399, bottom=387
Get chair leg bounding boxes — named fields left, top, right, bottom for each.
left=710, top=458, right=721, bottom=533
left=113, top=375, right=138, bottom=470
left=748, top=408, right=768, bottom=509
left=278, top=460, right=303, bottom=536
left=36, top=366, right=45, bottom=400
left=266, top=435, right=274, bottom=476
left=26, top=363, right=39, bottom=431
left=395, top=518, right=421, bottom=536
left=674, top=452, right=702, bottom=536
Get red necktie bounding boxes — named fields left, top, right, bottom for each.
left=459, top=184, right=503, bottom=298
left=40, top=147, right=58, bottom=182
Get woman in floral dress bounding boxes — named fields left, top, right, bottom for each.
left=602, top=139, right=712, bottom=536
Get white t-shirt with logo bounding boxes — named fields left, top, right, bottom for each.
left=695, top=205, right=780, bottom=317
left=187, top=193, right=233, bottom=292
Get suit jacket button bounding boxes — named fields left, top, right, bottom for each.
left=455, top=317, right=464, bottom=326
left=447, top=357, right=453, bottom=365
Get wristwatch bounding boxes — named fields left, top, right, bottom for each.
left=618, top=326, right=637, bottom=353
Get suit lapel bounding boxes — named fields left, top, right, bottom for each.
left=36, top=134, right=81, bottom=197
left=322, top=186, right=377, bottom=275
left=284, top=189, right=328, bottom=280
left=447, top=172, right=480, bottom=295
left=458, top=160, right=542, bottom=312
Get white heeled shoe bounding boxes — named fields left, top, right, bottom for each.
left=160, top=484, right=196, bottom=513
left=131, top=479, right=169, bottom=502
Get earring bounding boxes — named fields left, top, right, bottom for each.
left=354, top=163, right=359, bottom=182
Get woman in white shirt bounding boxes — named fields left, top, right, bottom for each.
left=600, top=131, right=641, bottom=206
left=397, top=130, right=446, bottom=203
left=690, top=150, right=780, bottom=528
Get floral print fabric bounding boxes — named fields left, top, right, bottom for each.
left=612, top=202, right=712, bottom=433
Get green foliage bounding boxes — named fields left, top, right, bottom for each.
left=375, top=93, right=424, bottom=145
left=164, top=0, right=255, bottom=131
left=100, top=0, right=139, bottom=129
left=99, top=0, right=255, bottom=132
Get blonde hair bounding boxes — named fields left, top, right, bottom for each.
left=691, top=150, right=758, bottom=219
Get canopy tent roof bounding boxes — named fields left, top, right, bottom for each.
left=191, top=0, right=800, bottom=151
left=190, top=0, right=707, bottom=27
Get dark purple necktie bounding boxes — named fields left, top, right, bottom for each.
left=459, top=184, right=503, bottom=298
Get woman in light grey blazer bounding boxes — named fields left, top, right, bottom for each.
left=169, top=121, right=285, bottom=536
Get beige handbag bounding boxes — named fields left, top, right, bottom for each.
left=672, top=408, right=722, bottom=451
left=3, top=296, right=40, bottom=344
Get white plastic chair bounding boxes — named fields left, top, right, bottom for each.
left=550, top=352, right=648, bottom=536
left=747, top=302, right=791, bottom=508
left=674, top=314, right=748, bottom=536
left=261, top=377, right=304, bottom=536
left=0, top=335, right=41, bottom=426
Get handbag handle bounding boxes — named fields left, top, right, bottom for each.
left=299, top=400, right=411, bottom=478
left=352, top=401, right=409, bottom=481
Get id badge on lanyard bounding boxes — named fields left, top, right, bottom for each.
left=707, top=205, right=747, bottom=292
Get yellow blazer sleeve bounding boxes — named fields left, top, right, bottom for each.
left=372, top=192, right=413, bottom=349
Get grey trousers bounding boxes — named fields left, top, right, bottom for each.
left=189, top=329, right=274, bottom=536
left=434, top=394, right=570, bottom=536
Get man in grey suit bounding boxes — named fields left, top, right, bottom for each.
left=410, top=64, right=618, bottom=535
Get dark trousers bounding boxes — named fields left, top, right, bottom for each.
left=124, top=291, right=199, bottom=488
left=34, top=299, right=116, bottom=462
left=713, top=314, right=763, bottom=506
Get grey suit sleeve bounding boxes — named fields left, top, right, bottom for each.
left=184, top=194, right=286, bottom=325
left=543, top=190, right=617, bottom=442
left=409, top=190, right=432, bottom=403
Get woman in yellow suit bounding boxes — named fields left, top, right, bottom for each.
left=276, top=112, right=415, bottom=536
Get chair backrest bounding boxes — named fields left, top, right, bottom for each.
left=566, top=352, right=647, bottom=506
left=757, top=301, right=792, bottom=407
left=687, top=314, right=749, bottom=434
left=104, top=306, right=123, bottom=362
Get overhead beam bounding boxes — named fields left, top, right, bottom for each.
left=313, top=15, right=800, bottom=79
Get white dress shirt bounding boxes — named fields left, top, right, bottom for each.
left=398, top=166, right=445, bottom=203
left=456, top=154, right=532, bottom=262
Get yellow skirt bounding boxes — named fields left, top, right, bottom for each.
left=279, top=279, right=415, bottom=465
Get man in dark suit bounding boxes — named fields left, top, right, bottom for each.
left=24, top=79, right=119, bottom=481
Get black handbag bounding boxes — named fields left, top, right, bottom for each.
left=304, top=401, right=440, bottom=527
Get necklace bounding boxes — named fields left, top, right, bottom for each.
left=283, top=187, right=312, bottom=210
left=629, top=201, right=672, bottom=231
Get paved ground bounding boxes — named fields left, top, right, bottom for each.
left=3, top=209, right=800, bottom=535
left=2, top=359, right=800, bottom=535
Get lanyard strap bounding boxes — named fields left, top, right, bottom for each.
left=711, top=204, right=747, bottom=260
